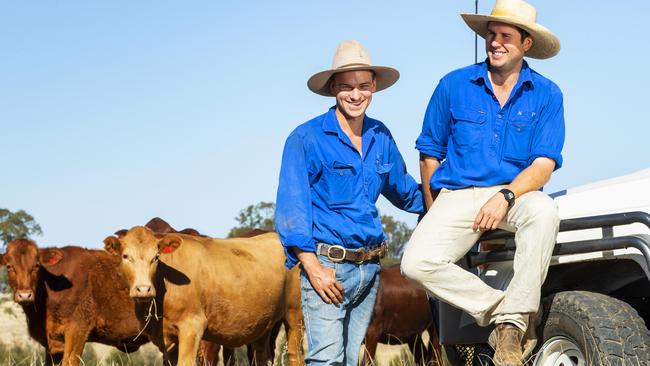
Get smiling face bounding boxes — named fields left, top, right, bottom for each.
left=485, top=21, right=532, bottom=74
left=329, top=70, right=376, bottom=121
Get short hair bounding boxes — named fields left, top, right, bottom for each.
left=516, top=27, right=531, bottom=43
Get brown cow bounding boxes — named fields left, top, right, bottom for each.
left=362, top=264, right=442, bottom=366
left=103, top=227, right=303, bottom=366
left=0, top=239, right=149, bottom=366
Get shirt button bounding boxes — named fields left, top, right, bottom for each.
left=494, top=133, right=498, bottom=138
left=517, top=128, right=522, bottom=132
left=497, top=114, right=502, bottom=119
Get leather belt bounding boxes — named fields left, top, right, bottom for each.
left=317, top=242, right=386, bottom=263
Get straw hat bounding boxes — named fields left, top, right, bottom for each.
left=307, top=40, right=400, bottom=96
left=461, top=0, right=560, bottom=59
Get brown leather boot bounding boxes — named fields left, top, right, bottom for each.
left=488, top=323, right=524, bottom=366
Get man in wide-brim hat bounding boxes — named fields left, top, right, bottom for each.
left=402, top=0, right=565, bottom=365
left=275, top=40, right=424, bottom=365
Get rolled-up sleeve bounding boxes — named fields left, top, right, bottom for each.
left=416, top=79, right=451, bottom=160
left=275, top=132, right=315, bottom=269
left=382, top=136, right=424, bottom=214
left=528, top=88, right=565, bottom=170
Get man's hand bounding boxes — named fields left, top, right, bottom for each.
left=473, top=192, right=509, bottom=231
left=295, top=250, right=344, bottom=305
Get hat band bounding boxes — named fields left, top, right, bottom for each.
left=334, top=62, right=372, bottom=70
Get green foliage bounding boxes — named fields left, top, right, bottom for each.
left=0, top=268, right=7, bottom=294
left=226, top=202, right=414, bottom=261
left=0, top=208, right=42, bottom=247
left=81, top=345, right=100, bottom=365
left=0, top=343, right=44, bottom=365
left=381, top=214, right=414, bottom=260
left=102, top=347, right=162, bottom=366
left=227, top=201, right=276, bottom=238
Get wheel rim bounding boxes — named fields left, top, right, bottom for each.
left=533, top=336, right=586, bottom=366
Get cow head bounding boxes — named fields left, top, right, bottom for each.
left=104, top=226, right=182, bottom=301
left=1, top=239, right=63, bottom=304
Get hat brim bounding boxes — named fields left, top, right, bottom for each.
left=307, top=65, right=400, bottom=97
left=460, top=13, right=560, bottom=59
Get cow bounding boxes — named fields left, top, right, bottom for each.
left=103, top=226, right=303, bottom=366
left=0, top=239, right=149, bottom=366
left=362, top=264, right=442, bottom=366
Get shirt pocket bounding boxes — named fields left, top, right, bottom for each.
left=503, top=112, right=537, bottom=162
left=322, top=161, right=358, bottom=209
left=450, top=107, right=487, bottom=150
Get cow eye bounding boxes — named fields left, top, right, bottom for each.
left=122, top=254, right=129, bottom=260
left=6, top=264, right=12, bottom=271
left=151, top=254, right=159, bottom=263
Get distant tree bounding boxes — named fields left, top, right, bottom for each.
left=226, top=201, right=413, bottom=262
left=227, top=201, right=276, bottom=238
left=381, top=214, right=414, bottom=262
left=0, top=208, right=42, bottom=247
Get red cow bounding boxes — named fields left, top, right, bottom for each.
left=362, top=264, right=442, bottom=366
left=0, top=239, right=148, bottom=366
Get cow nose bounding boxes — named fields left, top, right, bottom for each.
left=15, top=290, right=34, bottom=303
left=135, top=285, right=153, bottom=297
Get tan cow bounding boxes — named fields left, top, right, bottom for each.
left=103, top=227, right=303, bottom=366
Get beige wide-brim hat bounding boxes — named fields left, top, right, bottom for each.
left=461, top=0, right=560, bottom=59
left=307, top=40, right=400, bottom=97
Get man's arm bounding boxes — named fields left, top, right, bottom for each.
left=473, top=157, right=555, bottom=231
left=419, top=153, right=441, bottom=210
left=293, top=248, right=344, bottom=305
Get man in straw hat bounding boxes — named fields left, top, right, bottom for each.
left=401, top=0, right=565, bottom=364
left=276, top=40, right=424, bottom=365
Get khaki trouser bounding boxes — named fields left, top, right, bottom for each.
left=401, top=185, right=559, bottom=331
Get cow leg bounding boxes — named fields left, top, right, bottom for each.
left=426, top=323, right=442, bottom=366
left=176, top=319, right=206, bottom=366
left=361, top=320, right=381, bottom=366
left=45, top=349, right=62, bottom=366
left=222, top=347, right=236, bottom=365
left=61, top=327, right=91, bottom=366
left=197, top=341, right=220, bottom=366
left=249, top=331, right=272, bottom=366
left=409, top=335, right=425, bottom=365
left=283, top=310, right=304, bottom=366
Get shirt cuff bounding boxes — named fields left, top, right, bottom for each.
left=282, top=237, right=316, bottom=269
left=529, top=151, right=563, bottom=170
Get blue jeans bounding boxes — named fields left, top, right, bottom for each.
left=300, top=255, right=380, bottom=366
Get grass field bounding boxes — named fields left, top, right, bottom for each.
left=0, top=293, right=445, bottom=366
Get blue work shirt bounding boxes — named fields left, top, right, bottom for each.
left=276, top=107, right=424, bottom=268
left=416, top=60, right=565, bottom=190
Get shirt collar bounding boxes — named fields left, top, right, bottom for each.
left=321, top=106, right=379, bottom=135
left=470, top=59, right=534, bottom=88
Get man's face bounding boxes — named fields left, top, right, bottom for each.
left=485, top=22, right=532, bottom=72
left=330, top=70, right=376, bottom=120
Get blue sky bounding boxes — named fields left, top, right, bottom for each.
left=2, top=1, right=649, bottom=248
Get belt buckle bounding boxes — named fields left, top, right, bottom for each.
left=326, top=245, right=346, bottom=263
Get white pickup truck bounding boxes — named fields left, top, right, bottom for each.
left=439, top=169, right=650, bottom=365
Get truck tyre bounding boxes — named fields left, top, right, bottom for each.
left=533, top=291, right=650, bottom=365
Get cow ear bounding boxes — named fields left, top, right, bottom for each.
left=114, top=229, right=127, bottom=238
left=158, top=235, right=182, bottom=254
left=39, top=249, right=64, bottom=267
left=103, top=236, right=123, bottom=256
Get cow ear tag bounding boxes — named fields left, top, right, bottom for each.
left=161, top=245, right=173, bottom=254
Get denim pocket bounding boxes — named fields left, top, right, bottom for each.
left=503, top=113, right=536, bottom=162
left=322, top=161, right=357, bottom=209
left=450, top=107, right=487, bottom=151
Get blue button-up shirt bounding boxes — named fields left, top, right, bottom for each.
left=276, top=107, right=424, bottom=268
left=416, top=61, right=565, bottom=190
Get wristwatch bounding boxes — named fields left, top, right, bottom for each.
left=499, top=188, right=516, bottom=208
